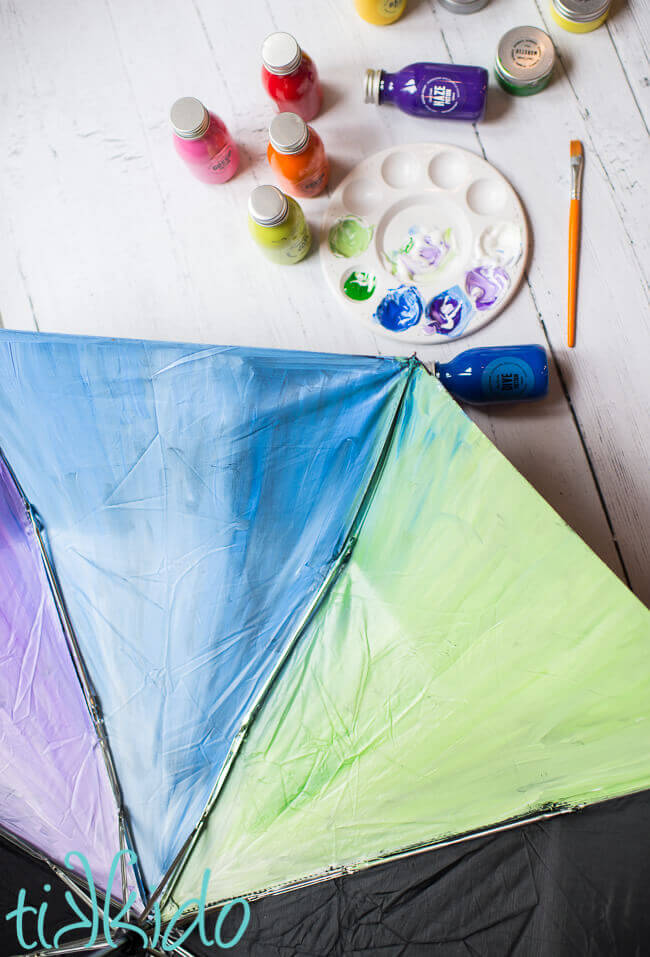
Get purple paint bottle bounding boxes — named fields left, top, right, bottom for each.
left=364, top=62, right=488, bottom=122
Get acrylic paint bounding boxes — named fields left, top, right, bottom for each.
left=550, top=0, right=611, bottom=32
left=170, top=97, right=239, bottom=184
left=342, top=270, right=376, bottom=301
left=261, top=33, right=322, bottom=123
left=354, top=0, right=407, bottom=25
left=435, top=344, right=549, bottom=403
left=465, top=265, right=510, bottom=311
left=267, top=113, right=329, bottom=198
left=170, top=360, right=650, bottom=910
left=329, top=216, right=374, bottom=258
left=495, top=27, right=555, bottom=96
left=248, top=185, right=311, bottom=265
left=424, top=286, right=474, bottom=337
left=364, top=62, right=488, bottom=122
left=374, top=285, right=424, bottom=331
left=385, top=226, right=454, bottom=281
left=439, top=0, right=489, bottom=12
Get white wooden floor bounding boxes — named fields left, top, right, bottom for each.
left=1, top=0, right=648, bottom=604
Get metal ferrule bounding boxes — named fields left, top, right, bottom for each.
left=570, top=155, right=584, bottom=200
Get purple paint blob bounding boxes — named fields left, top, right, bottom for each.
left=374, top=285, right=424, bottom=332
left=425, top=285, right=474, bottom=337
left=465, top=265, right=510, bottom=311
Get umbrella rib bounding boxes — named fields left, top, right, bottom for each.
left=33, top=515, right=143, bottom=903
left=139, top=356, right=421, bottom=922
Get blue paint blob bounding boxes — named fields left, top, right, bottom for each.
left=425, top=285, right=474, bottom=337
left=374, top=285, right=424, bottom=332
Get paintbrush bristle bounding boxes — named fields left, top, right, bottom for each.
left=570, top=140, right=583, bottom=157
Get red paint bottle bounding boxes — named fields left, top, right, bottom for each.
left=261, top=32, right=322, bottom=123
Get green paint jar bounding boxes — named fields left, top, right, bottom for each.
left=248, top=185, right=311, bottom=265
left=495, top=26, right=555, bottom=97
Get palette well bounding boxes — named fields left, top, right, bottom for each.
left=320, top=144, right=529, bottom=343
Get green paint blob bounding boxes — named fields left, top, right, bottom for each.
left=343, top=270, right=376, bottom=301
left=166, top=364, right=650, bottom=913
left=329, top=216, right=374, bottom=258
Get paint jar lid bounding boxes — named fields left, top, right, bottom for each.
left=269, top=113, right=310, bottom=154
left=248, top=185, right=289, bottom=227
left=438, top=0, right=490, bottom=13
left=170, top=97, right=209, bottom=139
left=262, top=32, right=302, bottom=76
left=495, top=27, right=555, bottom=87
left=363, top=69, right=383, bottom=105
left=551, top=0, right=610, bottom=21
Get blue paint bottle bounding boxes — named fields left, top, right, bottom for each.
left=435, top=345, right=548, bottom=404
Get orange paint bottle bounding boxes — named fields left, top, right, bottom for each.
left=267, top=112, right=329, bottom=198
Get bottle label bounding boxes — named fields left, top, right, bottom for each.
left=210, top=144, right=234, bottom=173
left=272, top=218, right=311, bottom=262
left=510, top=40, right=541, bottom=70
left=420, top=77, right=462, bottom=115
left=296, top=166, right=328, bottom=197
left=481, top=357, right=535, bottom=398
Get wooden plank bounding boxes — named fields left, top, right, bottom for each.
left=432, top=0, right=650, bottom=601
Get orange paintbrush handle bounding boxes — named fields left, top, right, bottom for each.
left=568, top=197, right=580, bottom=348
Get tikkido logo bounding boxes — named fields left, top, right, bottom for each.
left=5, top=849, right=250, bottom=952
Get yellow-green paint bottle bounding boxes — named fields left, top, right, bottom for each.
left=248, top=185, right=311, bottom=265
left=550, top=0, right=611, bottom=32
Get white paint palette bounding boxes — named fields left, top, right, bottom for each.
left=320, top=144, right=529, bottom=344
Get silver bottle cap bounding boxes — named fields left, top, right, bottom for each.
left=248, top=185, right=289, bottom=227
left=170, top=97, right=209, bottom=139
left=552, top=0, right=610, bottom=22
left=495, top=26, right=555, bottom=87
left=438, top=0, right=490, bottom=13
left=364, top=69, right=382, bottom=105
left=269, top=112, right=309, bottom=154
left=262, top=32, right=302, bottom=76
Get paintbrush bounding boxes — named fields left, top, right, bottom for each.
left=568, top=140, right=584, bottom=348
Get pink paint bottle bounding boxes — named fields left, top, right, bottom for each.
left=170, top=97, right=239, bottom=184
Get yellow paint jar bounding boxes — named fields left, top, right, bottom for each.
left=550, top=0, right=611, bottom=33
left=354, top=0, right=407, bottom=26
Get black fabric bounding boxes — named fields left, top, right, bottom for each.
left=1, top=792, right=648, bottom=956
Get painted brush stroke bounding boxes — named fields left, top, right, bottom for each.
left=167, top=365, right=650, bottom=912
left=0, top=331, right=408, bottom=890
left=0, top=455, right=125, bottom=897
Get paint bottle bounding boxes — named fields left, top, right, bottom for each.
left=248, top=185, right=311, bottom=265
left=435, top=345, right=549, bottom=404
left=550, top=0, right=611, bottom=32
left=354, top=0, right=407, bottom=26
left=364, top=62, right=488, bottom=122
left=439, top=0, right=489, bottom=13
left=267, top=113, right=329, bottom=199
left=495, top=27, right=555, bottom=96
left=170, top=97, right=239, bottom=184
left=261, top=33, right=322, bottom=123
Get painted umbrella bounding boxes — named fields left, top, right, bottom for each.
left=0, top=330, right=648, bottom=955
